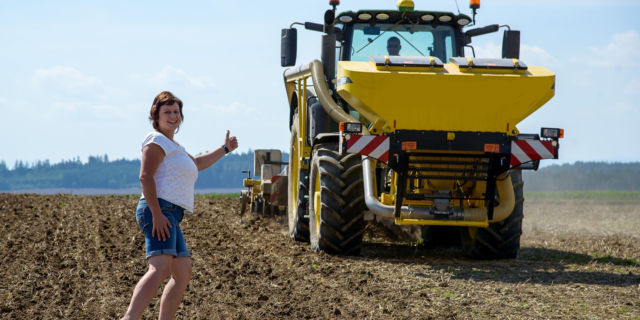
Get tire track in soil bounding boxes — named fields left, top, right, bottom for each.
left=1, top=194, right=639, bottom=319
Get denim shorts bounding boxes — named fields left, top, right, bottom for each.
left=136, top=198, right=190, bottom=259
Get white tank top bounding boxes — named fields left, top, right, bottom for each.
left=140, top=132, right=198, bottom=214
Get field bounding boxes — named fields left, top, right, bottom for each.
left=1, top=193, right=639, bottom=319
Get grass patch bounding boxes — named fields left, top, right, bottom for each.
left=591, top=254, right=639, bottom=267
left=525, top=191, right=640, bottom=204
left=196, top=193, right=240, bottom=198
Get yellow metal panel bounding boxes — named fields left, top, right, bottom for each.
left=337, top=62, right=555, bottom=135
left=394, top=218, right=488, bottom=227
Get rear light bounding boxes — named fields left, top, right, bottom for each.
left=339, top=122, right=363, bottom=134
left=541, top=128, right=564, bottom=139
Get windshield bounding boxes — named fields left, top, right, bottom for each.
left=349, top=23, right=459, bottom=63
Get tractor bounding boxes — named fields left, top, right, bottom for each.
left=239, top=149, right=288, bottom=220
left=280, top=0, right=563, bottom=259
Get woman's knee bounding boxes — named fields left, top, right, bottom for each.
left=148, top=255, right=173, bottom=279
left=171, top=258, right=192, bottom=282
left=148, top=266, right=171, bottom=280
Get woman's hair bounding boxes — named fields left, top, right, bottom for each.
left=149, top=91, right=184, bottom=132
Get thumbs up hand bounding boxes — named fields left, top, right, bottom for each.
left=224, top=130, right=238, bottom=153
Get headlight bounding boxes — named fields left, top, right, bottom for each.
left=376, top=13, right=390, bottom=20
left=421, top=14, right=435, bottom=21
left=439, top=15, right=452, bottom=22
left=457, top=18, right=470, bottom=26
left=358, top=13, right=372, bottom=20
left=339, top=16, right=353, bottom=23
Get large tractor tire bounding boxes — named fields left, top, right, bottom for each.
left=461, top=169, right=524, bottom=259
left=287, top=113, right=310, bottom=242
left=308, top=143, right=365, bottom=255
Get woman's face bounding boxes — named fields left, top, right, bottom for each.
left=157, top=102, right=182, bottom=134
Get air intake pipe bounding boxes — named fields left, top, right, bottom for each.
left=362, top=157, right=515, bottom=223
left=283, top=60, right=370, bottom=135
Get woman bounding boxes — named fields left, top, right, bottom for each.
left=122, top=91, right=238, bottom=320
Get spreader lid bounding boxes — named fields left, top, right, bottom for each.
left=449, top=57, right=528, bottom=74
left=369, top=55, right=444, bottom=72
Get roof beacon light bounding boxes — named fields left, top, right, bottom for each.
left=397, top=0, right=415, bottom=12
left=438, top=15, right=452, bottom=22
left=421, top=14, right=435, bottom=21
left=457, top=18, right=470, bottom=26
left=541, top=128, right=564, bottom=139
left=376, top=13, right=390, bottom=20
left=339, top=16, right=353, bottom=23
left=470, top=0, right=480, bottom=9
left=358, top=13, right=372, bottom=20
left=329, top=0, right=340, bottom=6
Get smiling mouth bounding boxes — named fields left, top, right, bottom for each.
left=168, top=121, right=178, bottom=125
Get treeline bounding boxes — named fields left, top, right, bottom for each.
left=0, top=151, right=288, bottom=191
left=1, top=158, right=638, bottom=191
left=522, top=161, right=640, bottom=191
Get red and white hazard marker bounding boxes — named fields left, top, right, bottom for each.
left=346, top=135, right=390, bottom=163
left=511, top=140, right=556, bottom=167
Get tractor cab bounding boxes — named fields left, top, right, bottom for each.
left=335, top=10, right=468, bottom=63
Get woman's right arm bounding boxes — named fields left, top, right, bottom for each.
left=140, top=143, right=172, bottom=241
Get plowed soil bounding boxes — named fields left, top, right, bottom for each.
left=1, top=194, right=638, bottom=319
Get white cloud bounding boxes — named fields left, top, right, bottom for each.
left=131, top=66, right=216, bottom=89
left=605, top=102, right=639, bottom=115
left=623, top=77, right=640, bottom=94
left=33, top=66, right=102, bottom=92
left=201, top=102, right=257, bottom=115
left=470, top=42, right=559, bottom=68
left=572, top=30, right=640, bottom=68
left=471, top=42, right=501, bottom=59
left=521, top=45, right=560, bottom=69
left=105, top=86, right=131, bottom=97
left=50, top=101, right=128, bottom=117
left=51, top=101, right=82, bottom=111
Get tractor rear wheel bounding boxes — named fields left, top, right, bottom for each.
left=287, top=113, right=310, bottom=242
left=308, top=143, right=365, bottom=255
left=461, top=169, right=524, bottom=259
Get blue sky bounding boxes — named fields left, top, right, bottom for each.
left=1, top=0, right=639, bottom=168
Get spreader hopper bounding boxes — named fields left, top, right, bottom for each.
left=337, top=56, right=555, bottom=135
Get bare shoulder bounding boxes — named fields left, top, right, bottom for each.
left=143, top=143, right=166, bottom=159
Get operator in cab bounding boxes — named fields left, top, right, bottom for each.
left=386, top=36, right=402, bottom=56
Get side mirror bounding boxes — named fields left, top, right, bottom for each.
left=281, top=28, right=297, bottom=67
left=502, top=30, right=520, bottom=59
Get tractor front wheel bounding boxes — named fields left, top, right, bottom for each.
left=287, top=113, right=310, bottom=242
left=308, top=143, right=365, bottom=255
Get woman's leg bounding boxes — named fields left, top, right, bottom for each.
left=122, top=254, right=173, bottom=320
left=158, top=257, right=192, bottom=320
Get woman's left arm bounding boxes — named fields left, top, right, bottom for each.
left=190, top=130, right=239, bottom=171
